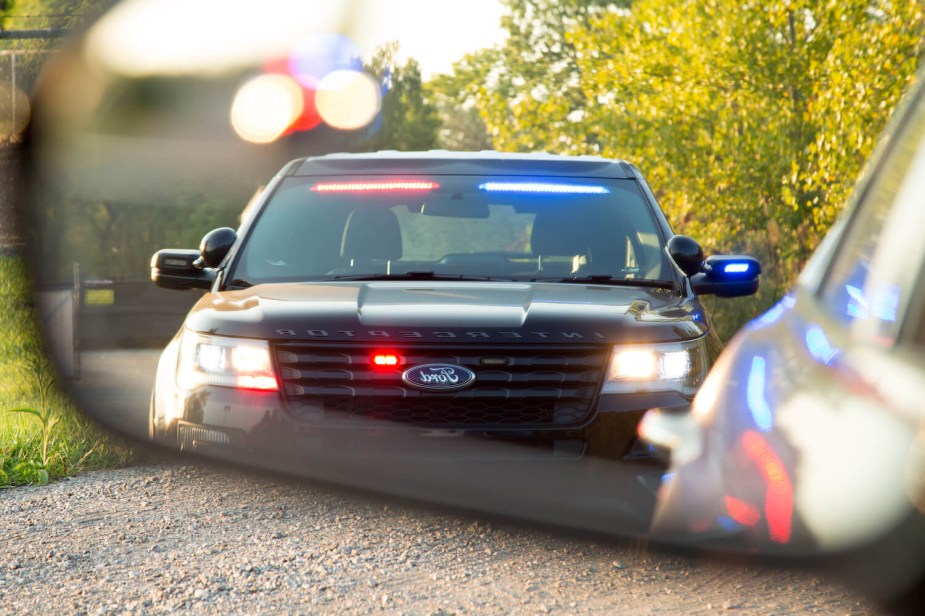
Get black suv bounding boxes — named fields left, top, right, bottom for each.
left=149, top=151, right=759, bottom=460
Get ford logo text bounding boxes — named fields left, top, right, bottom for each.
left=402, top=364, right=476, bottom=392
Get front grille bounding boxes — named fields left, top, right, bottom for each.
left=274, top=342, right=608, bottom=429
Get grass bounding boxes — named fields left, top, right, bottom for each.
left=0, top=256, right=132, bottom=487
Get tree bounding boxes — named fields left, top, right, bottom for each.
left=568, top=0, right=924, bottom=335
left=426, top=49, right=497, bottom=151
left=570, top=0, right=922, bottom=272
left=431, top=0, right=632, bottom=152
left=343, top=43, right=442, bottom=152
left=448, top=0, right=924, bottom=336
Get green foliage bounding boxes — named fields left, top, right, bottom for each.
left=427, top=49, right=498, bottom=149
left=452, top=0, right=925, bottom=336
left=431, top=0, right=631, bottom=152
left=7, top=355, right=60, bottom=469
left=0, top=257, right=132, bottom=487
left=11, top=460, right=48, bottom=485
left=1, top=0, right=114, bottom=46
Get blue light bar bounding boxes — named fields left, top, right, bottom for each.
left=724, top=263, right=751, bottom=274
left=478, top=182, right=610, bottom=195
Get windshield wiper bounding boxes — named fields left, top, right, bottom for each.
left=328, top=272, right=505, bottom=282
left=228, top=279, right=253, bottom=289
left=530, top=275, right=676, bottom=289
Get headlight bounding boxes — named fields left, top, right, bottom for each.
left=602, top=339, right=708, bottom=396
left=176, top=331, right=278, bottom=392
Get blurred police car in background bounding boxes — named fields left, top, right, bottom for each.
left=640, top=72, right=925, bottom=603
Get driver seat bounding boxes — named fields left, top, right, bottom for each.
left=339, top=207, right=403, bottom=272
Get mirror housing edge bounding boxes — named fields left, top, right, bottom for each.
left=667, top=235, right=704, bottom=277
left=199, top=227, right=238, bottom=269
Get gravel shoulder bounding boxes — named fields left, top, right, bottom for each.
left=0, top=460, right=880, bottom=615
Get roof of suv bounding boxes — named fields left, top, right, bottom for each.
left=286, top=151, right=642, bottom=179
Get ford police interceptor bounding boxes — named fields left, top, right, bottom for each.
left=149, top=151, right=760, bottom=460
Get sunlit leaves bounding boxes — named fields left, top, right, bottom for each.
left=446, top=0, right=923, bottom=335
left=568, top=0, right=923, bottom=279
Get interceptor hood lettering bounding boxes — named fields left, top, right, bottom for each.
left=183, top=282, right=708, bottom=344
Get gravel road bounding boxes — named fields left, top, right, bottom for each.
left=0, top=460, right=882, bottom=615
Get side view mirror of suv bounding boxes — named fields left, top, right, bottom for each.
left=150, top=227, right=237, bottom=291
left=667, top=235, right=761, bottom=297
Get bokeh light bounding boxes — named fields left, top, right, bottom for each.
left=288, top=34, right=361, bottom=88
left=315, top=70, right=381, bottom=130
left=230, top=74, right=304, bottom=144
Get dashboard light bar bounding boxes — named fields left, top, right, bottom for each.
left=311, top=181, right=439, bottom=193
left=478, top=182, right=609, bottom=195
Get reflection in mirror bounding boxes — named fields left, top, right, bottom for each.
left=20, top=0, right=667, bottom=536
left=16, top=1, right=925, bottom=608
left=23, top=0, right=713, bottom=544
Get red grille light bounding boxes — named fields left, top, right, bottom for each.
left=372, top=353, right=400, bottom=367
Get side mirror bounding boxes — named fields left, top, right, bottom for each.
left=198, top=227, right=238, bottom=269
left=150, top=227, right=236, bottom=291
left=150, top=249, right=215, bottom=290
left=667, top=235, right=704, bottom=277
left=691, top=255, right=761, bottom=297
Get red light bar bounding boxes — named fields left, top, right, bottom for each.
left=311, top=181, right=439, bottom=193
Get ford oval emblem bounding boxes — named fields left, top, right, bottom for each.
left=402, top=364, right=476, bottom=392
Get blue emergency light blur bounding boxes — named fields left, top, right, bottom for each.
left=478, top=182, right=610, bottom=195
left=701, top=255, right=762, bottom=282
left=724, top=263, right=751, bottom=274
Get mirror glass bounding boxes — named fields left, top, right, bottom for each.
left=10, top=1, right=925, bottom=606
left=22, top=0, right=667, bottom=539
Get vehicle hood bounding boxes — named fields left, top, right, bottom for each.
left=184, top=281, right=708, bottom=344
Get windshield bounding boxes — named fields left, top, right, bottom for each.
left=229, top=174, right=673, bottom=285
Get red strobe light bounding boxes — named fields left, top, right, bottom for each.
left=372, top=353, right=400, bottom=367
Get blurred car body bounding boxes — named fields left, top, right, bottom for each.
left=641, top=72, right=925, bottom=567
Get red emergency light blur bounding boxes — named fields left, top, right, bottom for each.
left=372, top=353, right=400, bottom=367
left=311, top=181, right=440, bottom=193
left=742, top=430, right=794, bottom=544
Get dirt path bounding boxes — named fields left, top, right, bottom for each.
left=0, top=461, right=880, bottom=615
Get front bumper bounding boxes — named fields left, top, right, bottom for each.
left=158, top=382, right=690, bottom=462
